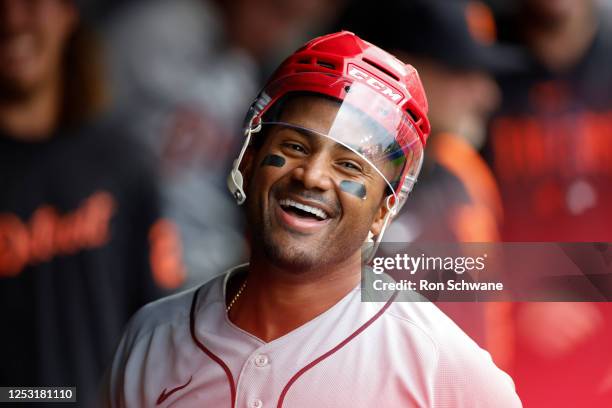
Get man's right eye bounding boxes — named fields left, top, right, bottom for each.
left=281, top=142, right=307, bottom=154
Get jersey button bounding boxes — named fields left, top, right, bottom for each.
left=254, top=354, right=269, bottom=367
left=249, top=398, right=263, bottom=408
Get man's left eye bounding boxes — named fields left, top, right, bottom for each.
left=339, top=161, right=363, bottom=172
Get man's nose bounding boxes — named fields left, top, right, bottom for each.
left=291, top=153, right=334, bottom=191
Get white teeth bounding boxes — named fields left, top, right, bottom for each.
left=279, top=199, right=328, bottom=220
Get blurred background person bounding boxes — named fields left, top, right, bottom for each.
left=483, top=0, right=612, bottom=406
left=488, top=0, right=611, bottom=241
left=0, top=0, right=183, bottom=405
left=338, top=0, right=523, bottom=357
left=103, top=0, right=347, bottom=285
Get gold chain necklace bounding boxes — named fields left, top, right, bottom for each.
left=226, top=279, right=247, bottom=312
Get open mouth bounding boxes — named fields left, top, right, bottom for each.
left=278, top=198, right=329, bottom=221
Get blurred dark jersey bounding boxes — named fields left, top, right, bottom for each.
left=483, top=19, right=612, bottom=408
left=0, top=121, right=170, bottom=406
left=484, top=22, right=612, bottom=242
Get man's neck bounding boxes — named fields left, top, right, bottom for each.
left=0, top=78, right=61, bottom=141
left=522, top=5, right=597, bottom=72
left=228, top=253, right=362, bottom=342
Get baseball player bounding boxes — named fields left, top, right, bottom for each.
left=105, top=32, right=521, bottom=407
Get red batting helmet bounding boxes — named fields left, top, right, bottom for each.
left=228, top=31, right=430, bottom=215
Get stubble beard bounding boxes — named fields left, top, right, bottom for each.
left=248, top=203, right=364, bottom=274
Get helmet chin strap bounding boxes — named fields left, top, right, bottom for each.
left=363, top=154, right=422, bottom=263
left=364, top=195, right=397, bottom=264
left=227, top=121, right=261, bottom=205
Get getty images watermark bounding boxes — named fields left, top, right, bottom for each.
left=361, top=242, right=612, bottom=302
left=370, top=252, right=503, bottom=292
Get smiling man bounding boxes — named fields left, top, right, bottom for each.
left=105, top=32, right=521, bottom=407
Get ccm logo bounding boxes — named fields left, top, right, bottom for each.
left=348, top=67, right=403, bottom=102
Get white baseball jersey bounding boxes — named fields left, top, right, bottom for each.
left=105, top=264, right=521, bottom=407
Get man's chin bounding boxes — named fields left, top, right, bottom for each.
left=262, top=241, right=324, bottom=273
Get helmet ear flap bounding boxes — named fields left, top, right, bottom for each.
left=227, top=162, right=246, bottom=205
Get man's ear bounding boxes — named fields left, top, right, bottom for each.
left=370, top=195, right=393, bottom=237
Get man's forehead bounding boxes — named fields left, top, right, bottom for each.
left=277, top=94, right=377, bottom=139
left=277, top=95, right=339, bottom=131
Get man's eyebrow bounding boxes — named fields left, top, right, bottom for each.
left=274, top=125, right=329, bottom=148
left=332, top=140, right=366, bottom=159
left=274, top=124, right=365, bottom=160
left=272, top=122, right=319, bottom=139
left=333, top=142, right=356, bottom=154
